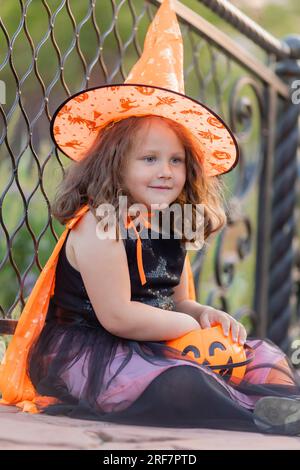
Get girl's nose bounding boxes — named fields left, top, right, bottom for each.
left=157, top=162, right=172, bottom=178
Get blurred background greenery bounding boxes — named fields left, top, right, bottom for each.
left=0, top=0, right=298, bottom=340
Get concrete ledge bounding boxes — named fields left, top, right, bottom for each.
left=1, top=405, right=300, bottom=450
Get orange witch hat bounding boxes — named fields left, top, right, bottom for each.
left=0, top=204, right=196, bottom=412
left=50, top=0, right=239, bottom=177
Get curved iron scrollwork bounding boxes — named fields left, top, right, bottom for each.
left=193, top=75, right=263, bottom=335
left=0, top=2, right=299, bottom=349
left=215, top=214, right=252, bottom=288
left=266, top=36, right=300, bottom=351
left=229, top=77, right=264, bottom=197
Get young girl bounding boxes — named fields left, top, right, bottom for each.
left=1, top=0, right=300, bottom=436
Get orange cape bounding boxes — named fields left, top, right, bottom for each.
left=0, top=204, right=196, bottom=413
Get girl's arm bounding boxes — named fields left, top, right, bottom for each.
left=108, top=300, right=201, bottom=341
left=71, top=212, right=200, bottom=342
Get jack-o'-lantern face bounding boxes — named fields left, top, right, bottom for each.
left=166, top=325, right=248, bottom=384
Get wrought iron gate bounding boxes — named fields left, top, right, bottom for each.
left=0, top=0, right=299, bottom=353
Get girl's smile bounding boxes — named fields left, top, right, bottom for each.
left=148, top=186, right=172, bottom=190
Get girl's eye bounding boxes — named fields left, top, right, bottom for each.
left=143, top=156, right=184, bottom=164
left=143, top=156, right=156, bottom=163
left=171, top=157, right=184, bottom=164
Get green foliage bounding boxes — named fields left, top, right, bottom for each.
left=0, top=154, right=65, bottom=315
left=0, top=0, right=298, bottom=330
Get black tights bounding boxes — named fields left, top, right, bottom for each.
left=105, top=365, right=259, bottom=433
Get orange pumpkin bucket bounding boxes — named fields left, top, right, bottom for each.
left=166, top=325, right=254, bottom=384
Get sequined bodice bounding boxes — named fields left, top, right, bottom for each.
left=47, top=226, right=187, bottom=325
left=124, top=227, right=186, bottom=310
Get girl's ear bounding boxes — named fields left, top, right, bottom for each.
left=186, top=255, right=196, bottom=301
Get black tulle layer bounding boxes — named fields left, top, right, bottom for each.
left=27, top=312, right=300, bottom=437
left=26, top=228, right=300, bottom=436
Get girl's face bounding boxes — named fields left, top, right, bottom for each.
left=123, top=117, right=186, bottom=210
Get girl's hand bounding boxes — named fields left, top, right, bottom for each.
left=198, top=306, right=247, bottom=345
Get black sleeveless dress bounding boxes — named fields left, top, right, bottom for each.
left=27, top=225, right=300, bottom=435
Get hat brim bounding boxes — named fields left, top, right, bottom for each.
left=50, top=83, right=239, bottom=177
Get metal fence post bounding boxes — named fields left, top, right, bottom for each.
left=266, top=36, right=300, bottom=351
